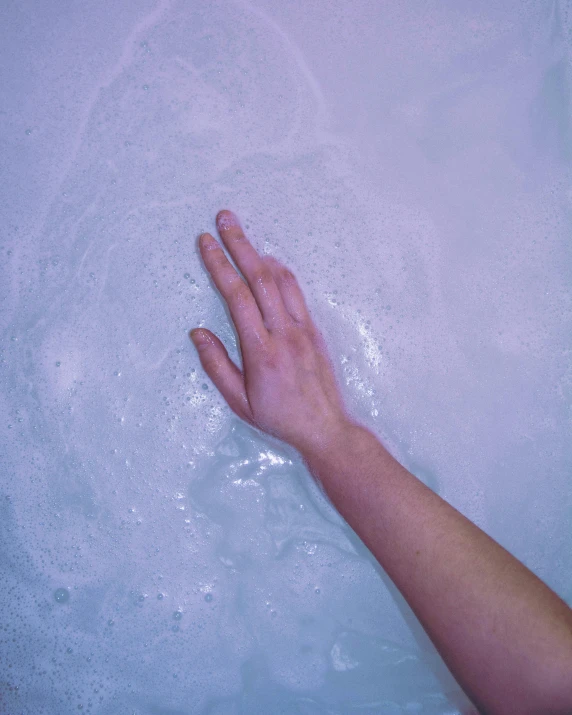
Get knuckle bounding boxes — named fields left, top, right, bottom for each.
left=285, top=327, right=309, bottom=353
left=205, top=360, right=222, bottom=379
left=260, top=344, right=279, bottom=369
left=212, top=252, right=228, bottom=269
left=229, top=231, right=246, bottom=243
left=280, top=267, right=296, bottom=284
left=229, top=280, right=250, bottom=303
left=201, top=354, right=219, bottom=377
left=253, top=265, right=273, bottom=285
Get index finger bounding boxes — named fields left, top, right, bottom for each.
left=198, top=232, right=268, bottom=349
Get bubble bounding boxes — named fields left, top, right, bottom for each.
left=5, top=0, right=571, bottom=710
left=54, top=588, right=70, bottom=604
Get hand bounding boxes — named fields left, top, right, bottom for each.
left=190, top=210, right=352, bottom=456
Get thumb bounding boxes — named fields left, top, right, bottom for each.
left=189, top=329, right=253, bottom=424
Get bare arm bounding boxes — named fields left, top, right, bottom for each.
left=190, top=210, right=572, bottom=715
left=301, top=422, right=572, bottom=715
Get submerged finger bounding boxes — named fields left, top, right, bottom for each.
left=198, top=232, right=267, bottom=348
left=263, top=255, right=313, bottom=327
left=216, top=210, right=290, bottom=329
left=190, top=328, right=253, bottom=424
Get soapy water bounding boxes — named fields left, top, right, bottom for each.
left=1, top=0, right=572, bottom=712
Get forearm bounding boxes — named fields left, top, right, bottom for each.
left=192, top=210, right=572, bottom=712
left=301, top=422, right=572, bottom=715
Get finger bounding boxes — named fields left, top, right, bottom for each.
left=216, top=210, right=290, bottom=329
left=190, top=328, right=253, bottom=424
left=263, top=256, right=313, bottom=327
left=199, top=232, right=267, bottom=348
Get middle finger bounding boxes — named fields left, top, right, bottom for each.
left=216, top=210, right=291, bottom=330
left=199, top=232, right=268, bottom=348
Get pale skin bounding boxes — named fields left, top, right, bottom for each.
left=190, top=210, right=572, bottom=715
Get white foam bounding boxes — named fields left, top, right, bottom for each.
left=1, top=0, right=571, bottom=712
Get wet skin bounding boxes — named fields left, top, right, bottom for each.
left=190, top=210, right=572, bottom=715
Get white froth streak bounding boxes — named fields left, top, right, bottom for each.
left=234, top=0, right=332, bottom=139
left=27, top=0, right=173, bottom=248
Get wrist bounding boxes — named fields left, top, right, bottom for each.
left=298, top=418, right=373, bottom=471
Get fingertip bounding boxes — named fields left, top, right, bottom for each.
left=216, top=210, right=239, bottom=231
left=190, top=328, right=209, bottom=347
left=198, top=232, right=217, bottom=250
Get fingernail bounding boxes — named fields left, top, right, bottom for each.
left=216, top=210, right=239, bottom=230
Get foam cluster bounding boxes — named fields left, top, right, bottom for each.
left=1, top=0, right=571, bottom=712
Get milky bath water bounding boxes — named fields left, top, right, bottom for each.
left=1, top=0, right=572, bottom=712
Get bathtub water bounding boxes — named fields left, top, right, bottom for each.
left=1, top=0, right=571, bottom=712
